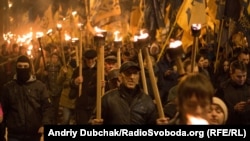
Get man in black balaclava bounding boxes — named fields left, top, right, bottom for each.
left=16, top=55, right=32, bottom=84
left=1, top=55, right=54, bottom=141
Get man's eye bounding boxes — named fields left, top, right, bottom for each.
left=17, top=65, right=29, bottom=68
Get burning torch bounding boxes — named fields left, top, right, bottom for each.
left=94, top=27, right=107, bottom=120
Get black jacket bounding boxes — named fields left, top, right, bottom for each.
left=69, top=64, right=97, bottom=110
left=91, top=84, right=158, bottom=125
left=215, top=79, right=250, bottom=124
left=1, top=75, right=54, bottom=138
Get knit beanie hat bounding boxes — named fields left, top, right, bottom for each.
left=16, top=55, right=31, bottom=71
left=84, top=49, right=97, bottom=59
left=16, top=55, right=31, bottom=65
left=213, top=97, right=228, bottom=124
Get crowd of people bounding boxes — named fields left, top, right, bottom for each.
left=0, top=29, right=249, bottom=140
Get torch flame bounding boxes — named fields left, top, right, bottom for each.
left=71, top=37, right=79, bottom=43
left=72, top=11, right=77, bottom=16
left=47, top=29, right=53, bottom=35
left=65, top=34, right=71, bottom=41
left=137, top=30, right=149, bottom=40
left=114, top=31, right=122, bottom=42
left=27, top=44, right=34, bottom=59
left=16, top=32, right=33, bottom=45
left=57, top=23, right=62, bottom=30
left=94, top=26, right=106, bottom=37
left=78, top=23, right=83, bottom=30
left=133, top=36, right=138, bottom=42
left=36, top=32, right=44, bottom=38
left=191, top=23, right=202, bottom=31
left=94, top=26, right=106, bottom=33
left=169, top=40, right=182, bottom=48
left=187, top=114, right=208, bottom=125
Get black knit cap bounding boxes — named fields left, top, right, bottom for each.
left=84, top=49, right=97, bottom=59
left=16, top=55, right=31, bottom=68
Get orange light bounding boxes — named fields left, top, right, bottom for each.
left=187, top=114, right=208, bottom=125
left=114, top=31, right=122, bottom=42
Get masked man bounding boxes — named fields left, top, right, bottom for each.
left=1, top=55, right=54, bottom=141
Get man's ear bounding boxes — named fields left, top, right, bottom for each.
left=229, top=68, right=233, bottom=76
left=118, top=73, right=122, bottom=82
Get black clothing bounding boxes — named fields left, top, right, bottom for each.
left=70, top=64, right=97, bottom=124
left=91, top=84, right=158, bottom=124
left=215, top=79, right=250, bottom=124
left=1, top=75, right=54, bottom=140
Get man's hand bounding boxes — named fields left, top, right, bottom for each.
left=74, top=76, right=83, bottom=85
left=156, top=117, right=169, bottom=125
left=90, top=118, right=104, bottom=125
left=61, top=66, right=68, bottom=74
left=38, top=126, right=44, bottom=134
left=38, top=126, right=44, bottom=141
left=234, top=101, right=247, bottom=112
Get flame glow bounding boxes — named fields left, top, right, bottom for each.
left=78, top=23, right=83, bottom=30
left=65, top=34, right=71, bottom=41
left=94, top=26, right=106, bottom=33
left=169, top=40, right=182, bottom=48
left=71, top=37, right=79, bottom=43
left=57, top=23, right=62, bottom=30
left=72, top=11, right=77, bottom=16
left=16, top=32, right=33, bottom=46
left=26, top=44, right=33, bottom=58
left=47, top=29, right=53, bottom=35
left=137, top=30, right=149, bottom=39
left=187, top=114, right=208, bottom=125
left=94, top=26, right=106, bottom=37
left=114, top=31, right=122, bottom=42
left=133, top=30, right=149, bottom=41
left=36, top=32, right=44, bottom=38
left=133, top=36, right=138, bottom=42
left=191, top=24, right=202, bottom=30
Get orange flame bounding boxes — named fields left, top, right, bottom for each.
left=47, top=29, right=53, bottom=35
left=187, top=114, right=208, bottom=125
left=64, top=34, right=71, bottom=41
left=169, top=40, right=182, bottom=48
left=138, top=30, right=149, bottom=39
left=57, top=23, right=62, bottom=30
left=114, top=31, right=122, bottom=42
left=36, top=32, right=44, bottom=38
left=27, top=44, right=33, bottom=58
left=94, top=26, right=106, bottom=37
left=191, top=24, right=202, bottom=30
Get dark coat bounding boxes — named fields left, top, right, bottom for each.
left=69, top=64, right=97, bottom=124
left=1, top=75, right=54, bottom=138
left=92, top=84, right=158, bottom=125
left=215, top=79, right=250, bottom=124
